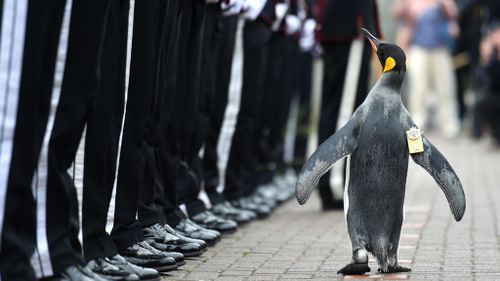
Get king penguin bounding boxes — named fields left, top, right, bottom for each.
left=295, top=29, right=466, bottom=275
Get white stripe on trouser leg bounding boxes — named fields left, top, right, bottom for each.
left=283, top=94, right=300, bottom=165
left=62, top=0, right=137, bottom=237
left=108, top=0, right=135, bottom=232
left=215, top=18, right=244, bottom=194
left=73, top=129, right=85, bottom=244
left=329, top=39, right=363, bottom=200
left=0, top=0, right=28, bottom=255
left=306, top=57, right=323, bottom=158
left=197, top=145, right=212, bottom=209
left=29, top=0, right=73, bottom=277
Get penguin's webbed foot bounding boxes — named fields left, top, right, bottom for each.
left=378, top=265, right=411, bottom=273
left=337, top=263, right=371, bottom=275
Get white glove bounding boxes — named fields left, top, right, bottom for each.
left=274, top=3, right=289, bottom=22
left=221, top=0, right=244, bottom=16
left=299, top=18, right=316, bottom=51
left=242, top=0, right=267, bottom=21
left=285, top=14, right=301, bottom=35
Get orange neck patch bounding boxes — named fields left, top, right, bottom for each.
left=383, top=57, right=396, bottom=72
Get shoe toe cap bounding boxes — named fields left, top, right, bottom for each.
left=124, top=273, right=140, bottom=281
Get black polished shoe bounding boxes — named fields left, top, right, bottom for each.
left=153, top=250, right=185, bottom=267
left=256, top=183, right=286, bottom=205
left=211, top=202, right=256, bottom=225
left=143, top=223, right=203, bottom=258
left=265, top=182, right=293, bottom=204
left=249, top=192, right=277, bottom=210
left=108, top=255, right=160, bottom=281
left=86, top=257, right=138, bottom=281
left=191, top=210, right=238, bottom=234
left=51, top=265, right=109, bottom=281
left=185, top=219, right=222, bottom=239
left=118, top=242, right=177, bottom=272
left=271, top=171, right=296, bottom=203
left=231, top=197, right=271, bottom=219
left=162, top=223, right=207, bottom=251
left=174, top=219, right=220, bottom=247
left=139, top=238, right=187, bottom=266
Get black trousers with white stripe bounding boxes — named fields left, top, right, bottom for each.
left=82, top=0, right=129, bottom=261
left=257, top=33, right=297, bottom=181
left=203, top=14, right=239, bottom=205
left=148, top=0, right=218, bottom=223
left=45, top=0, right=113, bottom=274
left=111, top=0, right=169, bottom=250
left=138, top=0, right=180, bottom=228
left=162, top=0, right=208, bottom=218
left=180, top=2, right=220, bottom=217
left=224, top=20, right=273, bottom=200
left=146, top=0, right=187, bottom=228
left=293, top=51, right=313, bottom=169
left=0, top=1, right=66, bottom=280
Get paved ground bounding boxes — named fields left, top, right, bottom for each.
left=163, top=134, right=500, bottom=281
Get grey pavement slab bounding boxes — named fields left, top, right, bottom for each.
left=162, top=135, right=500, bottom=280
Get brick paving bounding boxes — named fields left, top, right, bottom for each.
left=163, top=135, right=500, bottom=281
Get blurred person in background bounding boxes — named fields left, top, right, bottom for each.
left=474, top=24, right=500, bottom=147
left=463, top=0, right=500, bottom=139
left=452, top=0, right=499, bottom=138
left=394, top=0, right=461, bottom=139
left=453, top=0, right=484, bottom=123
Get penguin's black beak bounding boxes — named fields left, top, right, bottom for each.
left=361, top=28, right=381, bottom=53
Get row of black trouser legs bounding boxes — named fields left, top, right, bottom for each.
left=0, top=1, right=310, bottom=280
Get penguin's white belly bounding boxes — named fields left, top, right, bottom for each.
left=343, top=156, right=351, bottom=221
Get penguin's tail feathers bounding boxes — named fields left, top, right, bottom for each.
left=295, top=127, right=358, bottom=205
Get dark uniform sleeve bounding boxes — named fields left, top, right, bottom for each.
left=259, top=0, right=277, bottom=26
left=315, top=0, right=382, bottom=42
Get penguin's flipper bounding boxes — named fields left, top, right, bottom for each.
left=295, top=118, right=359, bottom=205
left=410, top=136, right=466, bottom=221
